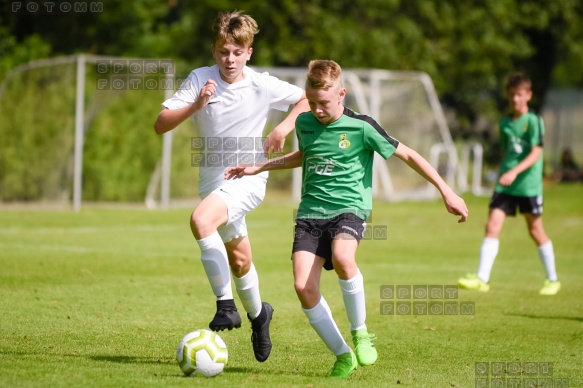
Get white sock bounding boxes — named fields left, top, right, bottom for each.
left=538, top=240, right=558, bottom=282
left=233, top=263, right=262, bottom=319
left=302, top=296, right=351, bottom=356
left=476, top=237, right=499, bottom=283
left=338, top=269, right=366, bottom=331
left=196, top=232, right=233, bottom=300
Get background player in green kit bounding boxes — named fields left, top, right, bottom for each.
left=458, top=72, right=561, bottom=295
left=226, top=60, right=468, bottom=378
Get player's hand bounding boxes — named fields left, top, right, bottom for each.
left=443, top=192, right=469, bottom=223
left=195, top=80, right=217, bottom=109
left=498, top=171, right=517, bottom=186
left=224, top=165, right=260, bottom=180
left=263, top=126, right=286, bottom=156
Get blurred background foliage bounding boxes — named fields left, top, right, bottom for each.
left=3, top=0, right=583, bottom=133
left=1, top=0, right=582, bottom=202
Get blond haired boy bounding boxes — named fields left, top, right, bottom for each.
left=154, top=10, right=309, bottom=362
left=226, top=60, right=468, bottom=377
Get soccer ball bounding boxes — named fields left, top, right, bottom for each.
left=176, top=329, right=228, bottom=377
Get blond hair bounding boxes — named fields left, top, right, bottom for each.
left=306, top=60, right=343, bottom=90
left=212, top=10, right=259, bottom=47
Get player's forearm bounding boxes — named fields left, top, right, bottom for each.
left=154, top=105, right=199, bottom=134
left=257, top=151, right=303, bottom=172
left=273, top=95, right=310, bottom=137
left=395, top=143, right=454, bottom=196
left=508, top=146, right=542, bottom=176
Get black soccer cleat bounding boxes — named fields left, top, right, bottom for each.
left=248, top=302, right=274, bottom=362
left=209, top=299, right=242, bottom=332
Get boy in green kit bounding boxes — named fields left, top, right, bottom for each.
left=458, top=72, right=560, bottom=295
left=226, top=60, right=468, bottom=378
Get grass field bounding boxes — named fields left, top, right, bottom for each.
left=1, top=183, right=582, bottom=387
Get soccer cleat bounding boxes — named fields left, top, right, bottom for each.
left=248, top=302, right=274, bottom=362
left=209, top=299, right=242, bottom=332
left=328, top=350, right=358, bottom=378
left=458, top=273, right=490, bottom=292
left=351, top=329, right=378, bottom=366
left=539, top=280, right=561, bottom=295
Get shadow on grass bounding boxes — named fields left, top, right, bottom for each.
left=89, top=357, right=319, bottom=377
left=212, top=366, right=323, bottom=378
left=90, top=355, right=174, bottom=364
left=0, top=351, right=172, bottom=365
left=0, top=351, right=322, bottom=378
left=505, top=312, right=583, bottom=322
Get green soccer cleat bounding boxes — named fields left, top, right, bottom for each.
left=458, top=273, right=490, bottom=292
left=351, top=329, right=378, bottom=366
left=539, top=280, right=561, bottom=295
left=328, top=351, right=358, bottom=378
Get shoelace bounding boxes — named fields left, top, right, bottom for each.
left=353, top=333, right=377, bottom=349
left=216, top=307, right=237, bottom=316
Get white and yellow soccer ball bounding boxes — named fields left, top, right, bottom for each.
left=176, top=329, right=228, bottom=377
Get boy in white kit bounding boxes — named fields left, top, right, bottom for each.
left=154, top=10, right=308, bottom=362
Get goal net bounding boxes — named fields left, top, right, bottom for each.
left=0, top=55, right=172, bottom=209
left=0, top=56, right=473, bottom=209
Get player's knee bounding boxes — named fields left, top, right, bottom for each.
left=294, top=280, right=318, bottom=301
left=190, top=210, right=204, bottom=231
left=190, top=208, right=218, bottom=237
left=485, top=222, right=501, bottom=237
left=332, top=252, right=356, bottom=275
left=229, top=255, right=250, bottom=277
left=528, top=228, right=547, bottom=244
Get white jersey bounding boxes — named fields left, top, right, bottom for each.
left=162, top=65, right=303, bottom=194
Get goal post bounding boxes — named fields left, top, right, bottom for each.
left=0, top=54, right=174, bottom=209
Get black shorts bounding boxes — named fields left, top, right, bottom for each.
left=292, top=213, right=366, bottom=271
left=489, top=192, right=543, bottom=216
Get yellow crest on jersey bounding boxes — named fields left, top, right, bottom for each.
left=338, top=134, right=351, bottom=149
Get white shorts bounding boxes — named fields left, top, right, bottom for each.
left=201, top=175, right=267, bottom=243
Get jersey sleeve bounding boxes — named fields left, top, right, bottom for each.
left=161, top=71, right=199, bottom=110
left=295, top=114, right=307, bottom=152
left=529, top=114, right=545, bottom=147
left=363, top=120, right=399, bottom=159
left=498, top=120, right=507, bottom=152
left=260, top=72, right=304, bottom=112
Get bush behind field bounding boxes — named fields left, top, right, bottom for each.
left=0, top=64, right=294, bottom=203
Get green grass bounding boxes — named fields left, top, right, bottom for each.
left=1, top=183, right=582, bottom=387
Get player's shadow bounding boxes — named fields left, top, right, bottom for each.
left=226, top=366, right=321, bottom=377
left=505, top=312, right=583, bottom=322
left=90, top=355, right=172, bottom=364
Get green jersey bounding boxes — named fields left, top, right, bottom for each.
left=495, top=111, right=545, bottom=196
left=295, top=107, right=399, bottom=221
